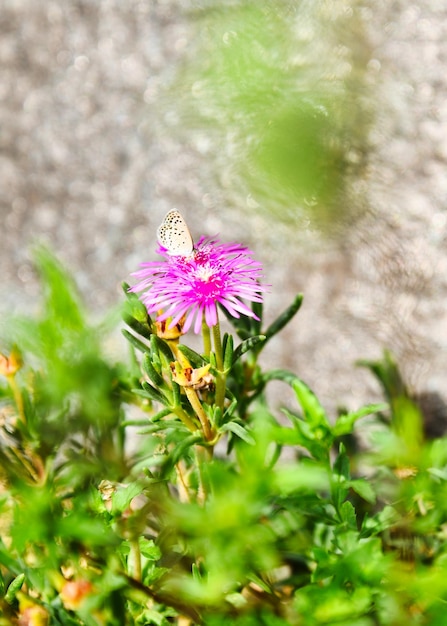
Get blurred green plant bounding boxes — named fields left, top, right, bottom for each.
left=171, top=1, right=373, bottom=230
left=0, top=249, right=447, bottom=625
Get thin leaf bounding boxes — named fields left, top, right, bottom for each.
left=151, top=335, right=175, bottom=363
left=137, top=382, right=166, bottom=405
left=5, top=573, right=25, bottom=604
left=263, top=369, right=329, bottom=428
left=177, top=344, right=206, bottom=368
left=222, top=396, right=238, bottom=424
left=333, top=403, right=388, bottom=437
left=248, top=299, right=263, bottom=335
left=33, top=245, right=85, bottom=330
left=169, top=387, right=183, bottom=419
left=142, top=354, right=165, bottom=389
left=163, top=432, right=203, bottom=472
left=150, top=407, right=174, bottom=423
left=291, top=378, right=329, bottom=428
left=122, top=408, right=172, bottom=427
left=221, top=421, right=255, bottom=445
left=122, top=329, right=150, bottom=353
left=122, top=282, right=152, bottom=321
left=123, top=314, right=153, bottom=341
left=232, top=335, right=266, bottom=364
left=223, top=333, right=234, bottom=371
left=137, top=421, right=191, bottom=435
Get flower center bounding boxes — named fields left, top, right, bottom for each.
left=195, top=263, right=215, bottom=282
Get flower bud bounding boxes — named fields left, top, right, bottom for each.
left=0, top=347, right=22, bottom=377
left=17, top=594, right=49, bottom=626
left=60, top=579, right=94, bottom=611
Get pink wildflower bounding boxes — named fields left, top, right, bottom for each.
left=130, top=236, right=267, bottom=334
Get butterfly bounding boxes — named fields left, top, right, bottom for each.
left=157, top=210, right=194, bottom=257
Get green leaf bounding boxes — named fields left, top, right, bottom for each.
left=149, top=407, right=174, bottom=423
left=358, top=349, right=407, bottom=401
left=296, top=585, right=373, bottom=624
left=211, top=405, right=224, bottom=428
left=139, top=538, right=161, bottom=560
left=332, top=444, right=350, bottom=509
left=232, top=335, right=266, bottom=364
left=138, top=420, right=191, bottom=435
left=334, top=443, right=350, bottom=481
left=223, top=333, right=234, bottom=371
left=162, top=432, right=203, bottom=473
left=250, top=299, right=264, bottom=327
left=122, top=414, right=164, bottom=427
left=277, top=410, right=331, bottom=460
left=177, top=344, right=206, bottom=368
left=262, top=368, right=303, bottom=388
left=122, top=283, right=153, bottom=339
left=192, top=562, right=203, bottom=582
left=361, top=505, right=399, bottom=536
left=359, top=351, right=424, bottom=453
left=151, top=335, right=174, bottom=363
left=333, top=403, right=388, bottom=437
left=57, top=511, right=119, bottom=549
left=274, top=463, right=329, bottom=495
left=349, top=479, right=376, bottom=504
left=339, top=500, right=357, bottom=528
left=271, top=424, right=304, bottom=446
left=123, top=316, right=153, bottom=341
left=142, top=354, right=165, bottom=389
left=291, top=377, right=329, bottom=429
left=122, top=329, right=150, bottom=353
left=222, top=394, right=238, bottom=417
left=138, top=382, right=166, bottom=405
left=4, top=573, right=25, bottom=604
left=111, top=483, right=145, bottom=514
left=221, top=421, right=256, bottom=445
left=171, top=379, right=181, bottom=407
left=122, top=282, right=152, bottom=322
left=33, top=245, right=84, bottom=330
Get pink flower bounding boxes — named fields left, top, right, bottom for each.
left=130, top=236, right=267, bottom=334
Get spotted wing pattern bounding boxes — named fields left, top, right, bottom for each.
left=157, top=210, right=194, bottom=257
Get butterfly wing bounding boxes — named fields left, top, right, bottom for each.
left=157, top=210, right=194, bottom=256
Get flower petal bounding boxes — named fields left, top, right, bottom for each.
left=130, top=235, right=268, bottom=333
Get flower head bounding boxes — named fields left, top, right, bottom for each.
left=130, top=236, right=267, bottom=334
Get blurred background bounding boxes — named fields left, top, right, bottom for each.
left=1, top=0, right=446, bottom=414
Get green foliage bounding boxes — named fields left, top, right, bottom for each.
left=1, top=249, right=447, bottom=626
left=171, top=2, right=373, bottom=229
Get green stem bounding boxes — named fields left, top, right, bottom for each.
left=185, top=387, right=213, bottom=442
left=169, top=339, right=214, bottom=440
left=202, top=320, right=211, bottom=358
left=212, top=315, right=226, bottom=410
left=195, top=445, right=212, bottom=503
left=8, top=375, right=25, bottom=424
left=175, top=460, right=192, bottom=503
left=129, top=539, right=142, bottom=582
left=10, top=446, right=40, bottom=483
left=212, top=315, right=224, bottom=371
left=173, top=406, right=199, bottom=433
